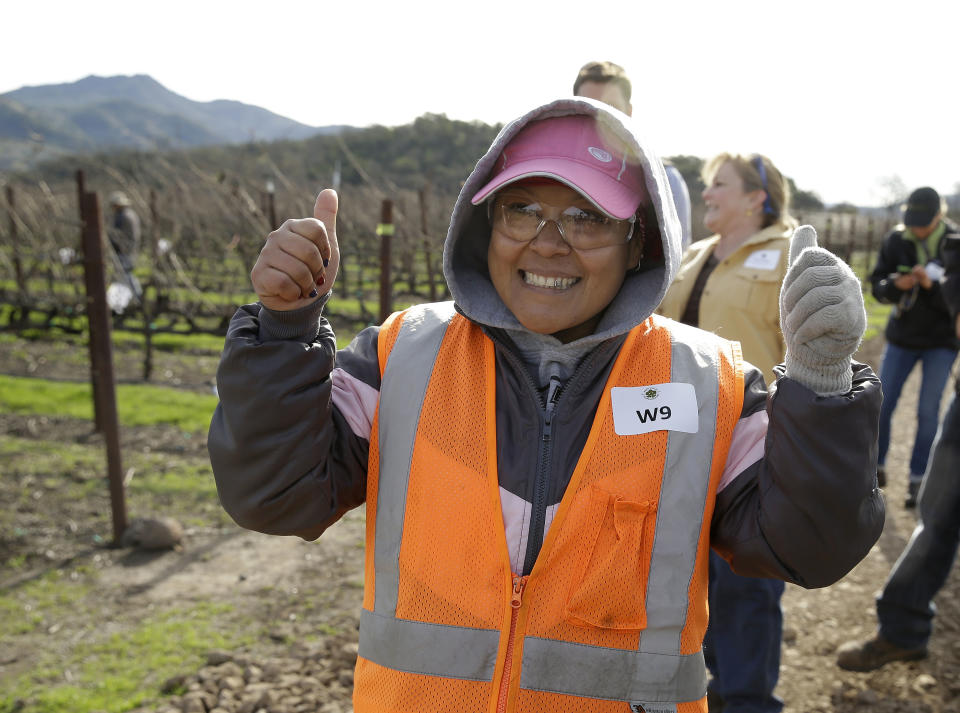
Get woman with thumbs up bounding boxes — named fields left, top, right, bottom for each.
left=209, top=98, right=882, bottom=713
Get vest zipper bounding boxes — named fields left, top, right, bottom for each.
left=496, top=575, right=527, bottom=713
left=521, top=376, right=562, bottom=575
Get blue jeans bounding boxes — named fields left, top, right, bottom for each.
left=704, top=552, right=785, bottom=713
left=877, top=392, right=960, bottom=649
left=877, top=343, right=957, bottom=478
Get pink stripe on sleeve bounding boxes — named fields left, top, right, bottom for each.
left=718, top=409, right=768, bottom=492
left=331, top=367, right=379, bottom=439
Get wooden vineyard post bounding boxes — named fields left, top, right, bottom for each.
left=77, top=171, right=105, bottom=432
left=378, top=199, right=394, bottom=324
left=79, top=187, right=129, bottom=545
left=419, top=185, right=438, bottom=302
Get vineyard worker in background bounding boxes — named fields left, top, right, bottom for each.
left=838, top=222, right=960, bottom=672
left=868, top=186, right=959, bottom=505
left=209, top=98, right=884, bottom=713
left=573, top=60, right=693, bottom=250
left=107, top=190, right=143, bottom=300
left=657, top=153, right=797, bottom=713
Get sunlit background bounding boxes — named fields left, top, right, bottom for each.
left=3, top=0, right=957, bottom=206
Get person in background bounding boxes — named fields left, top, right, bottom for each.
left=658, top=152, right=798, bottom=713
left=573, top=60, right=693, bottom=249
left=868, top=186, right=959, bottom=505
left=209, top=98, right=882, bottom=712
left=107, top=190, right=143, bottom=299
left=838, top=219, right=960, bottom=671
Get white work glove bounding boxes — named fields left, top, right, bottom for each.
left=779, top=225, right=866, bottom=396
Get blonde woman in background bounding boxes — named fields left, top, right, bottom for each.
left=659, top=153, right=796, bottom=382
left=659, top=153, right=796, bottom=713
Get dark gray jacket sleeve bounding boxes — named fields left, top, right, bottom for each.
left=208, top=297, right=372, bottom=540
left=711, top=362, right=884, bottom=588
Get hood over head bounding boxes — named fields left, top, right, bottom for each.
left=443, top=97, right=682, bottom=345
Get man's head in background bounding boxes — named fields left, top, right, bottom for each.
left=573, top=61, right=632, bottom=116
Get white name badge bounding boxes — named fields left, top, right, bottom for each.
left=742, top=249, right=782, bottom=270
left=611, top=383, right=699, bottom=436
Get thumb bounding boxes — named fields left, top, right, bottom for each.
left=789, top=224, right=818, bottom=267
left=313, top=188, right=340, bottom=291
left=314, top=188, right=339, bottom=232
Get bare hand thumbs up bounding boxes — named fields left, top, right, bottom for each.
left=251, top=188, right=340, bottom=311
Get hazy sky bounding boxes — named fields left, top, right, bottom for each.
left=3, top=0, right=958, bottom=207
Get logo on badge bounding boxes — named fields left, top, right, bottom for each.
left=643, top=388, right=659, bottom=400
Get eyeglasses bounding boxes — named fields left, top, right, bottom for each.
left=491, top=194, right=635, bottom=251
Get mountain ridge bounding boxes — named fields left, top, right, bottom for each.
left=0, top=74, right=343, bottom=171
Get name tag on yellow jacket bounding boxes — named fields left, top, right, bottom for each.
left=743, top=248, right=782, bottom=270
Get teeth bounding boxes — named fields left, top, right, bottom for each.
left=523, top=271, right=578, bottom=289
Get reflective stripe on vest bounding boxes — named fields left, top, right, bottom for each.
left=372, top=301, right=458, bottom=615
left=361, top=303, right=740, bottom=706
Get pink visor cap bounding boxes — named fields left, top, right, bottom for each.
left=471, top=114, right=647, bottom=220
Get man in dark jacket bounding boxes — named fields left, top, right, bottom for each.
left=869, top=186, right=959, bottom=505
left=838, top=217, right=960, bottom=671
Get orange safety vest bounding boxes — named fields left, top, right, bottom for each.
left=354, top=302, right=744, bottom=713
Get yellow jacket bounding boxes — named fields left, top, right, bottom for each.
left=658, top=223, right=794, bottom=385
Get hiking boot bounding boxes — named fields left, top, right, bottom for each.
left=905, top=479, right=921, bottom=508
left=836, top=634, right=927, bottom=672
left=876, top=466, right=886, bottom=488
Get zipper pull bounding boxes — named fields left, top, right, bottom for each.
left=546, top=377, right=562, bottom=412
left=543, top=376, right=562, bottom=439
left=511, top=575, right=527, bottom=609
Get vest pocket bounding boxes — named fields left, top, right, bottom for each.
left=564, top=485, right=656, bottom=630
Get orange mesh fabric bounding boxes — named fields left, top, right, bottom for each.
left=358, top=311, right=740, bottom=711
left=395, top=315, right=506, bottom=629
left=377, top=310, right=407, bottom=379
left=353, top=657, right=491, bottom=713
left=524, top=318, right=671, bottom=649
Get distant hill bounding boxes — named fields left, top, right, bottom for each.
left=0, top=74, right=343, bottom=171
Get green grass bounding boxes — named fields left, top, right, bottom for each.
left=863, top=291, right=892, bottom=342
left=0, top=375, right=218, bottom=433
left=111, top=329, right=227, bottom=353
left=0, top=435, right=228, bottom=543
left=0, top=320, right=228, bottom=355
left=0, top=437, right=111, bottom=486
left=0, top=595, right=251, bottom=713
left=0, top=570, right=93, bottom=639
left=0, top=437, right=218, bottom=497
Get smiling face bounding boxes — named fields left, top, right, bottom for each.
left=701, top=161, right=765, bottom=237
left=487, top=181, right=641, bottom=343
